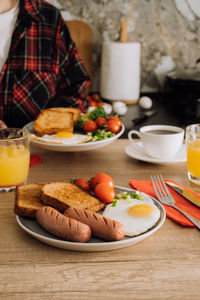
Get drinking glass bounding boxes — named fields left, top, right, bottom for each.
left=186, top=124, right=200, bottom=185
left=0, top=128, right=30, bottom=192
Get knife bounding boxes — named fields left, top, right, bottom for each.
left=132, top=110, right=158, bottom=125
left=166, top=181, right=200, bottom=208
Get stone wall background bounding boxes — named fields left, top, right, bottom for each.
left=48, top=0, right=200, bottom=92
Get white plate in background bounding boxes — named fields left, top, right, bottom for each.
left=24, top=121, right=124, bottom=152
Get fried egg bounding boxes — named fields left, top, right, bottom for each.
left=32, top=131, right=88, bottom=145
left=102, top=194, right=160, bottom=236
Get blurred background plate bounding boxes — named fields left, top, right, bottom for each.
left=24, top=121, right=125, bottom=152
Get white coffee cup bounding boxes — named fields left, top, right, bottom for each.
left=128, top=125, right=184, bottom=159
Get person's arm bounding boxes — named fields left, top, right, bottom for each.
left=49, top=18, right=91, bottom=113
left=0, top=120, right=7, bottom=129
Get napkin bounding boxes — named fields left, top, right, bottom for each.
left=30, top=155, right=42, bottom=167
left=129, top=179, right=200, bottom=227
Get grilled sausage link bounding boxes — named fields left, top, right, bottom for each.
left=36, top=206, right=91, bottom=243
left=64, top=207, right=125, bottom=241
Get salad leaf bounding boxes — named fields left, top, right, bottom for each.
left=74, top=116, right=89, bottom=132
left=89, top=106, right=108, bottom=121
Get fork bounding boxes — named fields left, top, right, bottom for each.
left=151, top=174, right=200, bottom=230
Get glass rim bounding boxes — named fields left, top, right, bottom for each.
left=186, top=124, right=200, bottom=132
left=0, top=128, right=30, bottom=142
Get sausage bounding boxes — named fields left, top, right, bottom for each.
left=36, top=206, right=91, bottom=243
left=64, top=207, right=125, bottom=241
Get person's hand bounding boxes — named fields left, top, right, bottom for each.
left=0, top=120, right=7, bottom=129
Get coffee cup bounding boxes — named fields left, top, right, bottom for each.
left=128, top=125, right=184, bottom=160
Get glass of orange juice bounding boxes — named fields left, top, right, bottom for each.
left=186, top=124, right=200, bottom=185
left=0, top=128, right=30, bottom=191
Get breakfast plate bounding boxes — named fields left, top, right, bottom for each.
left=24, top=121, right=125, bottom=152
left=125, top=142, right=186, bottom=164
left=16, top=186, right=166, bottom=252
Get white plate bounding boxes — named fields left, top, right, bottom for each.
left=125, top=142, right=186, bottom=164
left=24, top=121, right=124, bottom=152
left=16, top=186, right=166, bottom=252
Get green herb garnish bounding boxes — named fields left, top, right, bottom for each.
left=116, top=191, right=144, bottom=201
left=87, top=129, right=115, bottom=142
left=112, top=199, right=118, bottom=207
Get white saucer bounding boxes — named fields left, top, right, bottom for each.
left=125, top=142, right=186, bottom=164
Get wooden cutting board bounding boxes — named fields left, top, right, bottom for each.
left=66, top=20, right=93, bottom=94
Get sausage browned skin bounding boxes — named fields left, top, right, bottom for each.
left=36, top=206, right=91, bottom=243
left=64, top=207, right=125, bottom=241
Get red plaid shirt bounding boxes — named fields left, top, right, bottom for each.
left=0, top=0, right=91, bottom=127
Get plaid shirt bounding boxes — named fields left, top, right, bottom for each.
left=0, top=0, right=91, bottom=127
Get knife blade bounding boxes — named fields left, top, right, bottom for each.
left=132, top=109, right=158, bottom=125
left=166, top=181, right=200, bottom=208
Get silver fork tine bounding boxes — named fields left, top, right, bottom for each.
left=151, top=175, right=163, bottom=199
left=151, top=175, right=160, bottom=199
left=157, top=174, right=171, bottom=197
left=156, top=175, right=166, bottom=197
left=159, top=174, right=171, bottom=197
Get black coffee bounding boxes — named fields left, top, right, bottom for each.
left=146, top=129, right=179, bottom=135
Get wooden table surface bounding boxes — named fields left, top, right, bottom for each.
left=1, top=139, right=200, bottom=300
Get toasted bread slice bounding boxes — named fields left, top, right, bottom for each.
left=48, top=107, right=81, bottom=122
left=40, top=182, right=105, bottom=213
left=33, top=108, right=74, bottom=136
left=14, top=184, right=44, bottom=218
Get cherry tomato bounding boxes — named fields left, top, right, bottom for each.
left=75, top=178, right=91, bottom=193
left=95, top=117, right=106, bottom=128
left=91, top=93, right=100, bottom=101
left=106, top=120, right=121, bottom=133
left=107, top=116, right=122, bottom=127
left=91, top=173, right=114, bottom=189
left=89, top=99, right=97, bottom=107
left=83, top=120, right=97, bottom=133
left=96, top=102, right=104, bottom=107
left=94, top=183, right=115, bottom=204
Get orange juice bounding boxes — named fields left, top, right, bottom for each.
left=0, top=144, right=30, bottom=186
left=187, top=139, right=200, bottom=178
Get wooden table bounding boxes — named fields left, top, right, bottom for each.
left=1, top=139, right=200, bottom=299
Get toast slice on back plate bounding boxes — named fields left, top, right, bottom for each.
left=40, top=182, right=105, bottom=213
left=33, top=108, right=74, bottom=136
left=48, top=107, right=81, bottom=122
left=14, top=184, right=44, bottom=218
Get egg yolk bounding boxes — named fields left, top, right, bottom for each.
left=128, top=204, right=155, bottom=217
left=55, top=132, right=74, bottom=138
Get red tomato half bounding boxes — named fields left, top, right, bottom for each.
left=95, top=117, right=106, bottom=128
left=107, top=116, right=122, bottom=127
left=94, top=183, right=115, bottom=204
left=75, top=178, right=91, bottom=193
left=106, top=120, right=121, bottom=133
left=91, top=173, right=114, bottom=189
left=83, top=120, right=98, bottom=133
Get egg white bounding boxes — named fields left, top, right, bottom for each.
left=32, top=133, right=87, bottom=145
left=102, top=195, right=160, bottom=236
